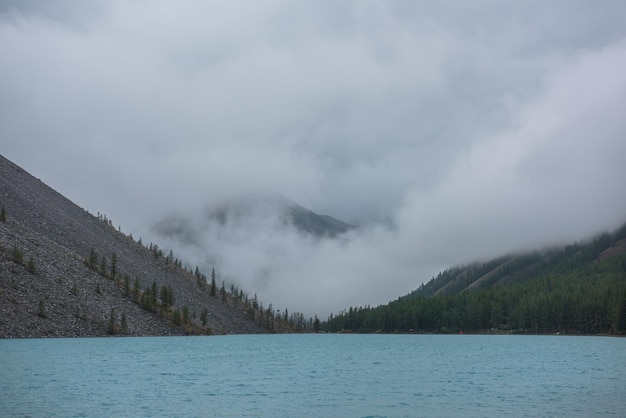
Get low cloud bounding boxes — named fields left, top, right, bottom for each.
left=2, top=1, right=626, bottom=316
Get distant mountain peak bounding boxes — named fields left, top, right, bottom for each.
left=204, top=193, right=356, bottom=238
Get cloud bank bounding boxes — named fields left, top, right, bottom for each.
left=2, top=1, right=626, bottom=316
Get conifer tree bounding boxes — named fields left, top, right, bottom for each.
left=133, top=277, right=140, bottom=301
left=120, top=312, right=128, bottom=334
left=37, top=300, right=47, bottom=318
left=110, top=252, right=117, bottom=279
left=200, top=308, right=208, bottom=327
left=100, top=256, right=107, bottom=276
left=210, top=268, right=217, bottom=297
left=1, top=206, right=6, bottom=222
left=108, top=308, right=117, bottom=335
left=172, top=309, right=182, bottom=325
left=160, top=285, right=174, bottom=310
left=314, top=315, right=321, bottom=332
left=151, top=281, right=158, bottom=309
left=88, top=248, right=98, bottom=269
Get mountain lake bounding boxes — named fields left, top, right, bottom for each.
left=1, top=334, right=624, bottom=417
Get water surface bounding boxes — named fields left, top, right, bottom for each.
left=1, top=334, right=624, bottom=417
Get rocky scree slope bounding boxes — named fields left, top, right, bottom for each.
left=0, top=155, right=264, bottom=337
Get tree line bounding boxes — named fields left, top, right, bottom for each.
left=323, top=227, right=626, bottom=335
left=84, top=245, right=321, bottom=334
left=90, top=211, right=320, bottom=333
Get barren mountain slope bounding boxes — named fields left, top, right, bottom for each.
left=0, top=155, right=264, bottom=337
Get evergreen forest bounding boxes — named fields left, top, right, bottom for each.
left=322, top=224, right=626, bottom=335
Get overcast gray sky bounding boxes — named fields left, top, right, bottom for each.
left=2, top=1, right=626, bottom=317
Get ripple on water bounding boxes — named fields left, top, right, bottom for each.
left=0, top=335, right=625, bottom=417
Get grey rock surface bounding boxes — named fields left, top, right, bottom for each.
left=0, top=155, right=264, bottom=337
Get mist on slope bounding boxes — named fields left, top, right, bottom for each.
left=145, top=195, right=416, bottom=318
left=143, top=39, right=626, bottom=318
left=2, top=2, right=626, bottom=317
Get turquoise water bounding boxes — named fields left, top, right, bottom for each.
left=0, top=334, right=624, bottom=417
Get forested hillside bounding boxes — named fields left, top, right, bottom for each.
left=323, top=224, right=626, bottom=335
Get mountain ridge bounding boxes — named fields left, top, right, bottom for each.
left=207, top=193, right=355, bottom=237
left=152, top=193, right=355, bottom=253
left=411, top=232, right=626, bottom=299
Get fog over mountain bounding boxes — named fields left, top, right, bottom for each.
left=2, top=1, right=626, bottom=316
left=149, top=194, right=364, bottom=315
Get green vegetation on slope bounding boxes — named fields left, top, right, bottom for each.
left=323, top=224, right=626, bottom=335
